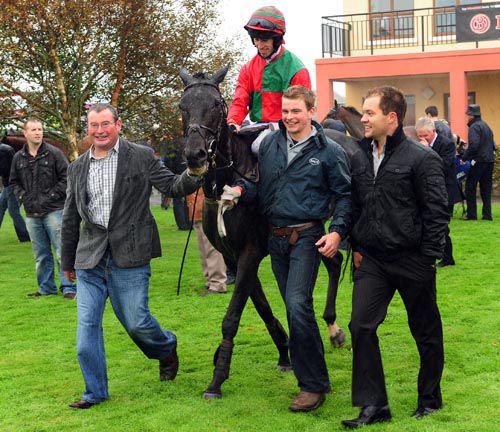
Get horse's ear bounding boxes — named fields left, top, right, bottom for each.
left=179, top=68, right=193, bottom=86
left=334, top=99, right=338, bottom=110
left=212, top=65, right=229, bottom=86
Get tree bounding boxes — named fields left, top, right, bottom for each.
left=0, top=0, right=242, bottom=160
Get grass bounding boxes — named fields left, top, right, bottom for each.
left=0, top=204, right=498, bottom=432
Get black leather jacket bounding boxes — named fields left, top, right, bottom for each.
left=0, top=143, right=15, bottom=187
left=351, top=126, right=448, bottom=261
left=463, top=117, right=496, bottom=163
left=9, top=142, right=69, bottom=217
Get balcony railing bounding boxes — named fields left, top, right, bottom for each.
left=322, top=6, right=478, bottom=57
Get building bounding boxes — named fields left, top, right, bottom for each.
left=316, top=0, right=500, bottom=142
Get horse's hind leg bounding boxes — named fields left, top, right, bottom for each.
left=203, top=249, right=261, bottom=400
left=250, top=279, right=291, bottom=371
left=322, top=252, right=347, bottom=348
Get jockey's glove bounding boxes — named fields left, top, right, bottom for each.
left=220, top=185, right=242, bottom=210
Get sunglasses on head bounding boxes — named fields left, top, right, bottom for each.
left=247, top=17, right=277, bottom=31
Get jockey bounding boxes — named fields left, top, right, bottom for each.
left=227, top=5, right=311, bottom=148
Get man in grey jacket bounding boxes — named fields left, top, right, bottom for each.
left=61, top=103, right=204, bottom=409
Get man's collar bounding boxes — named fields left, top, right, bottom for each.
left=89, top=138, right=120, bottom=160
left=263, top=45, right=284, bottom=64
left=286, top=125, right=317, bottom=148
left=429, top=133, right=438, bottom=148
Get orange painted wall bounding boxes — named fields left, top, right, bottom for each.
left=316, top=48, right=500, bottom=140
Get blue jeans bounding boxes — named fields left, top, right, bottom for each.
left=269, top=225, right=330, bottom=393
left=25, top=209, right=76, bottom=295
left=75, top=252, right=176, bottom=403
left=0, top=186, right=30, bottom=242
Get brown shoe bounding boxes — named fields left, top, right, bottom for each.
left=159, top=345, right=179, bottom=381
left=63, top=293, right=76, bottom=300
left=289, top=391, right=326, bottom=412
left=69, top=399, right=95, bottom=409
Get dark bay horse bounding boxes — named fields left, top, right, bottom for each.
left=1, top=132, right=70, bottom=156
left=179, top=67, right=364, bottom=399
left=180, top=67, right=291, bottom=399
left=325, top=101, right=421, bottom=142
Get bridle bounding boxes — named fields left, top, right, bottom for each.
left=183, top=81, right=232, bottom=172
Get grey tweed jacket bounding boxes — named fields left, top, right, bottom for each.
left=61, top=138, right=200, bottom=270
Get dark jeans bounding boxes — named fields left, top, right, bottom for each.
left=269, top=225, right=330, bottom=393
left=465, top=162, right=494, bottom=220
left=442, top=203, right=454, bottom=264
left=0, top=186, right=30, bottom=241
left=349, top=253, right=444, bottom=409
left=173, top=197, right=190, bottom=230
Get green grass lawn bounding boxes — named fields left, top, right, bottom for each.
left=0, top=205, right=498, bottom=432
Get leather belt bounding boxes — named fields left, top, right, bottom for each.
left=271, top=221, right=321, bottom=237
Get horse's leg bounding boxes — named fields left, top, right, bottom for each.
left=203, top=246, right=262, bottom=400
left=249, top=280, right=292, bottom=371
left=322, top=252, right=347, bottom=348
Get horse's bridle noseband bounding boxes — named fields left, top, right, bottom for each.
left=182, top=81, right=232, bottom=170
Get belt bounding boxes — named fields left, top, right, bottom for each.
left=271, top=221, right=321, bottom=237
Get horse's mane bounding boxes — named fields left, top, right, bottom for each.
left=193, top=72, right=212, bottom=80
left=342, top=106, right=362, bottom=117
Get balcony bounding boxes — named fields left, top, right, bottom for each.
left=322, top=6, right=477, bottom=57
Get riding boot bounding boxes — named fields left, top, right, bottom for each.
left=214, top=339, right=234, bottom=382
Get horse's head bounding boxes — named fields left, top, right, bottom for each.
left=338, top=106, right=364, bottom=139
left=179, top=66, right=229, bottom=170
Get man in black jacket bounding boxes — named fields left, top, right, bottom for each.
left=342, top=87, right=448, bottom=428
left=416, top=116, right=458, bottom=267
left=9, top=119, right=76, bottom=298
left=461, top=104, right=496, bottom=221
left=0, top=142, right=30, bottom=242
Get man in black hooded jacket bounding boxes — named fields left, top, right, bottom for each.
left=461, top=104, right=496, bottom=221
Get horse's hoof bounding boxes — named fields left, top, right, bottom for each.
left=277, top=363, right=293, bottom=372
left=203, top=390, right=222, bottom=400
left=329, top=328, right=347, bottom=348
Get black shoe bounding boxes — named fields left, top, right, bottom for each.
left=342, top=405, right=392, bottom=428
left=413, top=406, right=440, bottom=419
left=482, top=217, right=493, bottom=221
left=159, top=345, right=179, bottom=381
left=69, top=399, right=96, bottom=409
left=462, top=214, right=477, bottom=220
left=436, top=260, right=455, bottom=267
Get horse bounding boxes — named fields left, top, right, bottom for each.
left=180, top=66, right=292, bottom=399
left=325, top=102, right=424, bottom=144
left=323, top=100, right=365, bottom=139
left=0, top=131, right=69, bottom=156
left=179, top=67, right=358, bottom=399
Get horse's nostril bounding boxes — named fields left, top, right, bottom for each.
left=196, top=149, right=207, bottom=159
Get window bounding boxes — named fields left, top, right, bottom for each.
left=443, top=92, right=476, bottom=125
left=434, top=0, right=479, bottom=35
left=404, top=95, right=416, bottom=127
left=370, top=0, right=415, bottom=39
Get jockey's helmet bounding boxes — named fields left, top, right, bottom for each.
left=244, top=6, right=286, bottom=53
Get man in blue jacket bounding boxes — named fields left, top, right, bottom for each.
left=225, top=85, right=351, bottom=412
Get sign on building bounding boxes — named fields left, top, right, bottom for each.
left=456, top=1, right=500, bottom=42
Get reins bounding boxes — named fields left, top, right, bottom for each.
left=176, top=188, right=199, bottom=296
